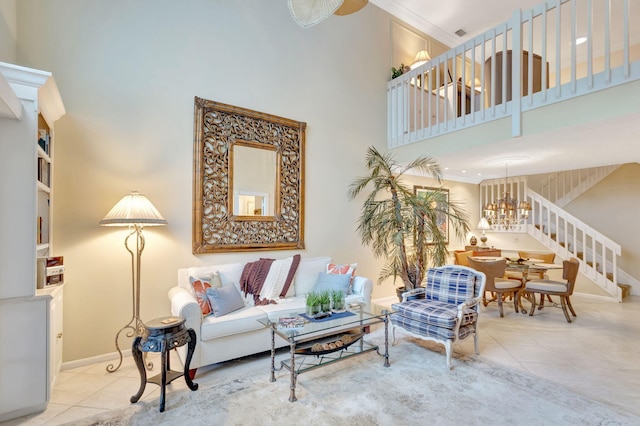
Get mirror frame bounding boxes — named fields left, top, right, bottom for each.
left=192, top=98, right=306, bottom=253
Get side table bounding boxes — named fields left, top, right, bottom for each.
left=130, top=316, right=198, bottom=412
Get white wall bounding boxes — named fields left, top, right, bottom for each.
left=0, top=0, right=16, bottom=62
left=14, top=0, right=431, bottom=362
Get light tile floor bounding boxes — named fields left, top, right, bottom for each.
left=4, top=293, right=639, bottom=425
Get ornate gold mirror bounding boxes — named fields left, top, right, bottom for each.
left=192, top=98, right=305, bottom=253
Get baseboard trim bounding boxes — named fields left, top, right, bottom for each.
left=61, top=348, right=132, bottom=371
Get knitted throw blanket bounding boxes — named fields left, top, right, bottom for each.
left=239, top=255, right=301, bottom=306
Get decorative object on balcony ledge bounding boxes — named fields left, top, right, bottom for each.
left=288, top=0, right=368, bottom=28
left=348, top=146, right=470, bottom=296
left=391, top=63, right=409, bottom=79
left=100, top=190, right=167, bottom=373
left=477, top=217, right=491, bottom=247
left=483, top=164, right=531, bottom=230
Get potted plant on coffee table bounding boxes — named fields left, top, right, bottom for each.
left=348, top=146, right=470, bottom=301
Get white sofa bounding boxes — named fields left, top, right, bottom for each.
left=168, top=256, right=373, bottom=374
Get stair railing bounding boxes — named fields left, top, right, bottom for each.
left=536, top=165, right=620, bottom=207
left=526, top=188, right=622, bottom=300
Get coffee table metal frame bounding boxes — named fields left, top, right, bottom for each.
left=259, top=308, right=391, bottom=402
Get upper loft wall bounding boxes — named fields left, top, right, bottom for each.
left=0, top=0, right=17, bottom=62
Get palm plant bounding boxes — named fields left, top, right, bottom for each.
left=348, top=146, right=470, bottom=292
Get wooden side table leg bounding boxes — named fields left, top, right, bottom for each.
left=183, top=328, right=198, bottom=391
left=130, top=336, right=146, bottom=403
left=159, top=347, right=167, bottom=412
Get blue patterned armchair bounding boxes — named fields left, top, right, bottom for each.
left=390, top=265, right=486, bottom=369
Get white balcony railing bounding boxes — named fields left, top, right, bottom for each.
left=388, top=0, right=640, bottom=148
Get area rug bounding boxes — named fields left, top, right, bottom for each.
left=67, top=329, right=638, bottom=426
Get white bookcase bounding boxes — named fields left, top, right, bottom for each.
left=0, top=62, right=66, bottom=422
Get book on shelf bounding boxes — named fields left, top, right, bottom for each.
left=37, top=158, right=50, bottom=187
left=38, top=129, right=50, bottom=155
left=277, top=316, right=306, bottom=329
left=37, top=256, right=64, bottom=288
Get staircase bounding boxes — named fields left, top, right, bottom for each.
left=527, top=188, right=625, bottom=301
left=480, top=168, right=634, bottom=302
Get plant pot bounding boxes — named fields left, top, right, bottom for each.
left=305, top=305, right=315, bottom=316
left=321, top=303, right=331, bottom=313
left=332, top=301, right=345, bottom=312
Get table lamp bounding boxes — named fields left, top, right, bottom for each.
left=100, top=190, right=167, bottom=372
left=477, top=217, right=491, bottom=247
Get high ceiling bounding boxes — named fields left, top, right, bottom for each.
left=370, top=0, right=640, bottom=183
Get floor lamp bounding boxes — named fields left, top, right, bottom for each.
left=100, top=191, right=167, bottom=373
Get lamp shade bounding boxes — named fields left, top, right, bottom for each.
left=410, top=49, right=431, bottom=69
left=99, top=191, right=167, bottom=227
left=477, top=217, right=491, bottom=230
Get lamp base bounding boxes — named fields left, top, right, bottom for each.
left=480, top=234, right=488, bottom=247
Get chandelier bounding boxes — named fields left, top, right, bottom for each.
left=482, top=164, right=531, bottom=230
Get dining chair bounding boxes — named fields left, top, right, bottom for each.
left=524, top=257, right=580, bottom=323
left=453, top=250, right=473, bottom=267
left=468, top=257, right=522, bottom=317
left=507, top=250, right=556, bottom=309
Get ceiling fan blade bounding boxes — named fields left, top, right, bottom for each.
left=288, top=0, right=345, bottom=28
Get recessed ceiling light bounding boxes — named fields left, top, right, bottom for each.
left=461, top=170, right=467, bottom=173
left=444, top=167, right=449, bottom=170
left=576, top=37, right=587, bottom=45
left=485, top=156, right=530, bottom=165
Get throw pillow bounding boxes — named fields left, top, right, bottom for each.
left=312, top=272, right=351, bottom=294
left=189, top=272, right=223, bottom=316
left=326, top=262, right=358, bottom=277
left=205, top=284, right=245, bottom=317
left=326, top=262, right=357, bottom=294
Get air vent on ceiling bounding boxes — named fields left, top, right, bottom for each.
left=455, top=29, right=467, bottom=37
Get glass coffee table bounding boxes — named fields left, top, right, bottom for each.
left=258, top=306, right=392, bottom=402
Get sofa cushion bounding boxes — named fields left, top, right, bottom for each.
left=391, top=300, right=478, bottom=329
left=293, top=257, right=332, bottom=296
left=200, top=306, right=268, bottom=340
left=179, top=262, right=244, bottom=293
left=255, top=297, right=307, bottom=320
left=425, top=267, right=476, bottom=305
left=206, top=284, right=246, bottom=317
left=313, top=272, right=351, bottom=294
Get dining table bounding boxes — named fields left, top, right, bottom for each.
left=469, top=256, right=564, bottom=313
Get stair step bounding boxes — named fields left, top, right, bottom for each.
left=618, top=284, right=631, bottom=299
